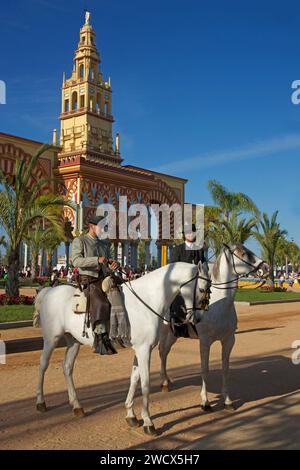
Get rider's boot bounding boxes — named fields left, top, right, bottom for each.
left=94, top=333, right=118, bottom=355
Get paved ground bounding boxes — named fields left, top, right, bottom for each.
left=0, top=303, right=300, bottom=450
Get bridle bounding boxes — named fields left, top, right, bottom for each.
left=120, top=268, right=211, bottom=326
left=210, top=244, right=267, bottom=290
left=178, top=271, right=211, bottom=323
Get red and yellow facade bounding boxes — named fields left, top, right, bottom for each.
left=0, top=12, right=187, bottom=268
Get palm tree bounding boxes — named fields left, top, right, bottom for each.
left=276, top=239, right=300, bottom=274
left=222, top=214, right=258, bottom=244
left=0, top=144, right=73, bottom=296
left=44, top=230, right=66, bottom=276
left=275, top=237, right=291, bottom=274
left=290, top=248, right=300, bottom=273
left=253, top=211, right=287, bottom=285
left=24, top=219, right=66, bottom=279
left=205, top=181, right=260, bottom=253
left=204, top=206, right=226, bottom=255
left=208, top=180, right=260, bottom=221
left=24, top=222, right=45, bottom=279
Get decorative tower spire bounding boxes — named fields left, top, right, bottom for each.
left=59, top=12, right=122, bottom=165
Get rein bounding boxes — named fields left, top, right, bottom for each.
left=121, top=270, right=209, bottom=325
left=109, top=243, right=267, bottom=324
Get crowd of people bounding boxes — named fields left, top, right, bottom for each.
left=1, top=262, right=300, bottom=289
left=23, top=265, right=155, bottom=286
left=277, top=271, right=300, bottom=288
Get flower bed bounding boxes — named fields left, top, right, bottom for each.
left=260, top=285, right=287, bottom=293
left=0, top=294, right=35, bottom=306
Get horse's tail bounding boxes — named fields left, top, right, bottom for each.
left=33, top=287, right=51, bottom=328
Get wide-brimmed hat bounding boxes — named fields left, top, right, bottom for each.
left=88, top=215, right=102, bottom=226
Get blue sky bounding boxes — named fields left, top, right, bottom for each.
left=1, top=0, right=300, bottom=250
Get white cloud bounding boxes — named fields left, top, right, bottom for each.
left=153, top=134, right=300, bottom=174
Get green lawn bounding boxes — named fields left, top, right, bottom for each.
left=0, top=305, right=35, bottom=322
left=1, top=289, right=300, bottom=323
left=235, top=288, right=300, bottom=302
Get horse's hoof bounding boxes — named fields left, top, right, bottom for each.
left=224, top=403, right=235, bottom=411
left=36, top=402, right=47, bottom=413
left=201, top=404, right=213, bottom=412
left=143, top=425, right=158, bottom=436
left=73, top=407, right=85, bottom=418
left=126, top=417, right=140, bottom=428
left=161, top=384, right=170, bottom=393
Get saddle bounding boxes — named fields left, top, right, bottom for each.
left=73, top=275, right=111, bottom=330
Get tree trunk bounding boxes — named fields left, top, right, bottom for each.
left=46, top=252, right=53, bottom=277
left=6, top=249, right=20, bottom=297
left=31, top=251, right=39, bottom=280
left=269, top=258, right=275, bottom=288
left=65, top=241, right=70, bottom=269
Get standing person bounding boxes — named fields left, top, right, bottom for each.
left=71, top=215, right=120, bottom=355
left=288, top=274, right=294, bottom=288
left=278, top=273, right=285, bottom=288
left=66, top=268, right=73, bottom=284
left=50, top=269, right=59, bottom=287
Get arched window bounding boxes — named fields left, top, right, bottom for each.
left=72, top=91, right=78, bottom=111
left=64, top=99, right=69, bottom=112
left=79, top=64, right=84, bottom=79
left=89, top=68, right=94, bottom=81
left=96, top=93, right=101, bottom=112
left=80, top=95, right=85, bottom=108
left=104, top=102, right=109, bottom=115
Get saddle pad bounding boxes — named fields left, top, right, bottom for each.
left=72, top=288, right=87, bottom=314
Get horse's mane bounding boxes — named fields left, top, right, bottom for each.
left=125, top=262, right=196, bottom=287
left=212, top=252, right=223, bottom=281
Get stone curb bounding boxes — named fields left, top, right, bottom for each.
left=5, top=336, right=67, bottom=354
left=0, top=320, right=33, bottom=330
left=235, top=299, right=300, bottom=306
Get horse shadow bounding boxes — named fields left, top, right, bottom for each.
left=157, top=352, right=300, bottom=411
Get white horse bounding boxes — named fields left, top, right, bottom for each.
left=159, top=244, right=269, bottom=410
left=35, top=261, right=210, bottom=435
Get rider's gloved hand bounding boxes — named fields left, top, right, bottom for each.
left=109, top=260, right=120, bottom=271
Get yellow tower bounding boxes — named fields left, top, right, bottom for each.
left=60, top=11, right=122, bottom=165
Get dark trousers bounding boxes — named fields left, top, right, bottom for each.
left=79, top=275, right=111, bottom=330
